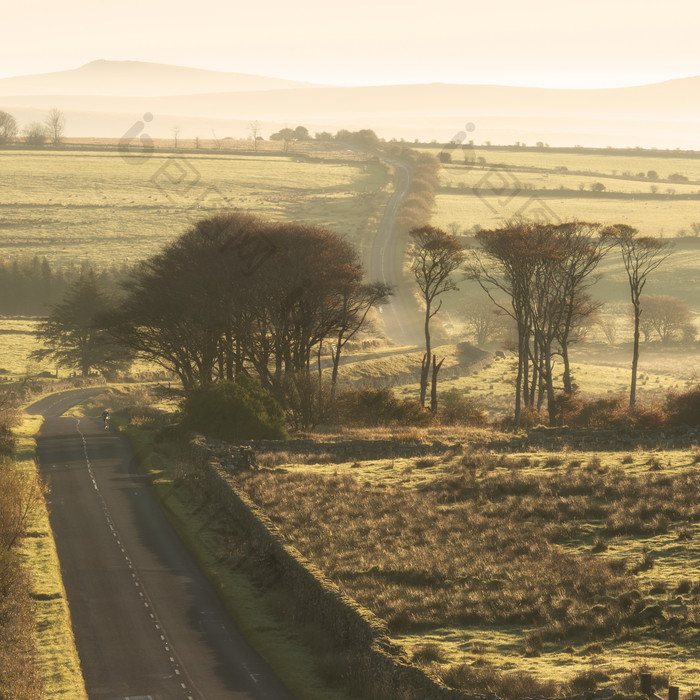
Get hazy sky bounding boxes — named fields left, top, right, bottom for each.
left=2, top=0, right=698, bottom=87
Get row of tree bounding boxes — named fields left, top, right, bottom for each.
left=262, top=125, right=382, bottom=151
left=34, top=214, right=391, bottom=427
left=31, top=214, right=675, bottom=430
left=417, top=220, right=672, bottom=426
left=461, top=294, right=695, bottom=349
left=0, top=109, right=66, bottom=146
left=0, top=254, right=127, bottom=315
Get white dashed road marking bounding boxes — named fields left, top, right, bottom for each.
left=74, top=418, right=193, bottom=698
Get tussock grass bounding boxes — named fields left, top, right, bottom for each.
left=238, top=448, right=700, bottom=694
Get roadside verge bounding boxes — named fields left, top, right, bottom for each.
left=16, top=415, right=87, bottom=699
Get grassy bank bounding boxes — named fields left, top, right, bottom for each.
left=15, top=415, right=87, bottom=699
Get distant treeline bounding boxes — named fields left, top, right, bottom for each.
left=0, top=254, right=128, bottom=315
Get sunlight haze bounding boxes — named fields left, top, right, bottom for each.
left=2, top=0, right=698, bottom=88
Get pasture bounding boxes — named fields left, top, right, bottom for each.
left=0, top=148, right=389, bottom=266
left=413, top=145, right=700, bottom=239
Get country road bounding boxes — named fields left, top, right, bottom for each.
left=359, top=151, right=423, bottom=348
left=28, top=388, right=296, bottom=700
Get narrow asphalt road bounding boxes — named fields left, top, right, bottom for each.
left=28, top=388, right=297, bottom=700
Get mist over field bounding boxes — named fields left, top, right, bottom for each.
left=2, top=60, right=700, bottom=148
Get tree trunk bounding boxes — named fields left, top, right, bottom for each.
left=529, top=340, right=538, bottom=408
left=544, top=343, right=556, bottom=425
left=430, top=355, right=444, bottom=412
left=316, top=341, right=325, bottom=421
left=420, top=302, right=432, bottom=407
left=224, top=330, right=234, bottom=381
left=420, top=353, right=429, bottom=407
left=330, top=333, right=344, bottom=414
left=562, top=342, right=573, bottom=395
left=514, top=324, right=526, bottom=429
left=630, top=301, right=641, bottom=408
left=217, top=344, right=224, bottom=380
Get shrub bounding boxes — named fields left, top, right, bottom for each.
left=335, top=388, right=432, bottom=427
left=567, top=669, right=610, bottom=694
left=438, top=389, right=488, bottom=425
left=181, top=377, right=288, bottom=442
left=564, top=396, right=666, bottom=430
left=438, top=663, right=558, bottom=698
left=411, top=643, right=448, bottom=664
left=523, top=629, right=543, bottom=656
left=665, top=384, right=700, bottom=426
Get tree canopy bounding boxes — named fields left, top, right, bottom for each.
left=106, top=213, right=388, bottom=426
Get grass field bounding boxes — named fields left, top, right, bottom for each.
left=432, top=193, right=700, bottom=240
left=417, top=146, right=700, bottom=185
left=238, top=445, right=700, bottom=697
left=0, top=317, right=41, bottom=376
left=411, top=146, right=700, bottom=239
left=0, top=148, right=389, bottom=266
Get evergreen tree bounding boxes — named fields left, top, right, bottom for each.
left=31, top=271, right=131, bottom=376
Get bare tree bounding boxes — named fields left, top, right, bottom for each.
left=549, top=222, right=611, bottom=395
left=22, top=122, right=48, bottom=146
left=248, top=120, right=261, bottom=151
left=327, top=281, right=393, bottom=399
left=470, top=221, right=609, bottom=426
left=461, top=298, right=507, bottom=347
left=604, top=225, right=672, bottom=407
left=469, top=221, right=538, bottom=428
left=641, top=294, right=692, bottom=344
left=597, top=315, right=618, bottom=347
left=44, top=108, right=66, bottom=145
left=0, top=110, right=17, bottom=145
left=409, top=225, right=464, bottom=410
left=172, top=125, right=181, bottom=148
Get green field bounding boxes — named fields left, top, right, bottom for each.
left=412, top=146, right=700, bottom=239
left=417, top=146, right=700, bottom=184
left=0, top=149, right=389, bottom=266
left=432, top=193, right=700, bottom=240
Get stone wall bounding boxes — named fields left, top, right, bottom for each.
left=191, top=433, right=485, bottom=699
left=194, top=425, right=700, bottom=472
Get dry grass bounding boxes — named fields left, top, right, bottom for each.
left=0, top=419, right=45, bottom=698
left=237, top=447, right=700, bottom=694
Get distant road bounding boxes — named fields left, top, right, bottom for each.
left=29, top=389, right=296, bottom=700
left=367, top=155, right=423, bottom=348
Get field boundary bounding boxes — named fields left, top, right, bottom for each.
left=191, top=433, right=490, bottom=699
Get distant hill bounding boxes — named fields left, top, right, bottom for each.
left=0, top=59, right=325, bottom=97
left=1, top=61, right=699, bottom=148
